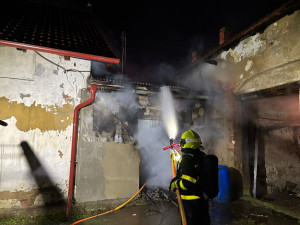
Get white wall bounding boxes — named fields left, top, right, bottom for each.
left=0, top=46, right=90, bottom=208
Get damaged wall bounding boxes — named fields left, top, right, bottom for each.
left=219, top=11, right=300, bottom=94
left=0, top=46, right=90, bottom=210
left=212, top=10, right=300, bottom=195
left=75, top=86, right=212, bottom=201
left=257, top=94, right=300, bottom=193
left=75, top=89, right=140, bottom=202
left=207, top=89, right=242, bottom=170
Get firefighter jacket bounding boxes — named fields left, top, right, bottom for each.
left=174, top=147, right=206, bottom=200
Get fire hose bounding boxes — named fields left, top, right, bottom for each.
left=71, top=184, right=146, bottom=225
left=171, top=152, right=187, bottom=225
left=164, top=140, right=187, bottom=225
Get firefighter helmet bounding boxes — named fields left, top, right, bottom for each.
left=180, top=130, right=202, bottom=149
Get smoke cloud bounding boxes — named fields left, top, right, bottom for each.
left=136, top=120, right=172, bottom=188
left=174, top=60, right=237, bottom=158
left=92, top=58, right=237, bottom=188
left=92, top=75, right=175, bottom=189
left=91, top=61, right=110, bottom=76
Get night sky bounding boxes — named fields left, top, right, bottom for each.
left=89, top=0, right=288, bottom=81
left=4, top=0, right=289, bottom=81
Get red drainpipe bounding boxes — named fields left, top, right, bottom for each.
left=66, top=84, right=98, bottom=217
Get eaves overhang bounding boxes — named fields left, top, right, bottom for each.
left=88, top=77, right=209, bottom=100
left=238, top=81, right=300, bottom=101
left=0, top=39, right=120, bottom=64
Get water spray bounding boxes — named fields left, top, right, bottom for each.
left=160, top=86, right=178, bottom=139
left=160, top=86, right=187, bottom=225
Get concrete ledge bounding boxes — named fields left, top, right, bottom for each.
left=74, top=197, right=147, bottom=212
left=242, top=195, right=300, bottom=220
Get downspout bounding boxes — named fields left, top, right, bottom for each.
left=66, top=84, right=98, bottom=217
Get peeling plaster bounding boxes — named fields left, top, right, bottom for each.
left=221, top=33, right=267, bottom=63
left=0, top=116, right=72, bottom=193
left=20, top=93, right=31, bottom=99
left=58, top=150, right=63, bottom=158
left=35, top=63, right=45, bottom=76
left=0, top=47, right=90, bottom=107
left=0, top=97, right=73, bottom=132
left=0, top=189, right=38, bottom=207
left=0, top=47, right=90, bottom=209
left=0, top=199, right=22, bottom=209
left=245, top=60, right=254, bottom=71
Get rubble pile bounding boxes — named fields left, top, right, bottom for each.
left=141, top=186, right=178, bottom=207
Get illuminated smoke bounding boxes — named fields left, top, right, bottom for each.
left=174, top=60, right=233, bottom=158
left=136, top=120, right=172, bottom=188
left=160, top=86, right=178, bottom=139
left=91, top=62, right=234, bottom=189
left=137, top=86, right=180, bottom=188
left=92, top=75, right=173, bottom=189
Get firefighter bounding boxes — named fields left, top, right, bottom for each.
left=170, top=129, right=210, bottom=225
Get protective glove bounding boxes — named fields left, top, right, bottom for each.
left=169, top=178, right=180, bottom=192
left=170, top=151, right=181, bottom=162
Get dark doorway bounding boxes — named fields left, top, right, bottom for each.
left=242, top=101, right=267, bottom=198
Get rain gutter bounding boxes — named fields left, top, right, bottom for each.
left=0, top=39, right=120, bottom=64
left=66, top=84, right=98, bottom=217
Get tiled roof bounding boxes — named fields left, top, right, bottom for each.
left=0, top=1, right=119, bottom=63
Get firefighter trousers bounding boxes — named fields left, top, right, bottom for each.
left=182, top=198, right=210, bottom=225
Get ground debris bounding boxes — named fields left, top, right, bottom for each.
left=291, top=188, right=300, bottom=198
left=250, top=213, right=268, bottom=218
left=141, top=186, right=178, bottom=208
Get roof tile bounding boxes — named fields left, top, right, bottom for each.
left=0, top=1, right=118, bottom=61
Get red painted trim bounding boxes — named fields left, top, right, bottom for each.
left=0, top=39, right=120, bottom=64
left=66, top=84, right=98, bottom=217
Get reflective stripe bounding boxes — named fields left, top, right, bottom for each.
left=181, top=174, right=197, bottom=183
left=174, top=180, right=179, bottom=189
left=185, top=138, right=201, bottom=143
left=175, top=151, right=182, bottom=162
left=179, top=180, right=187, bottom=190
left=181, top=195, right=201, bottom=200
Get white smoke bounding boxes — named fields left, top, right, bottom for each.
left=136, top=86, right=181, bottom=188
left=136, top=120, right=172, bottom=188
left=135, top=86, right=181, bottom=189
left=180, top=60, right=236, bottom=120
left=174, top=60, right=236, bottom=159
left=92, top=75, right=174, bottom=189
left=94, top=75, right=137, bottom=117
left=91, top=61, right=110, bottom=75
left=144, top=63, right=176, bottom=83
left=91, top=59, right=236, bottom=188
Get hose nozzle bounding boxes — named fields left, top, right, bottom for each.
left=170, top=138, right=175, bottom=145
left=163, top=139, right=182, bottom=151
